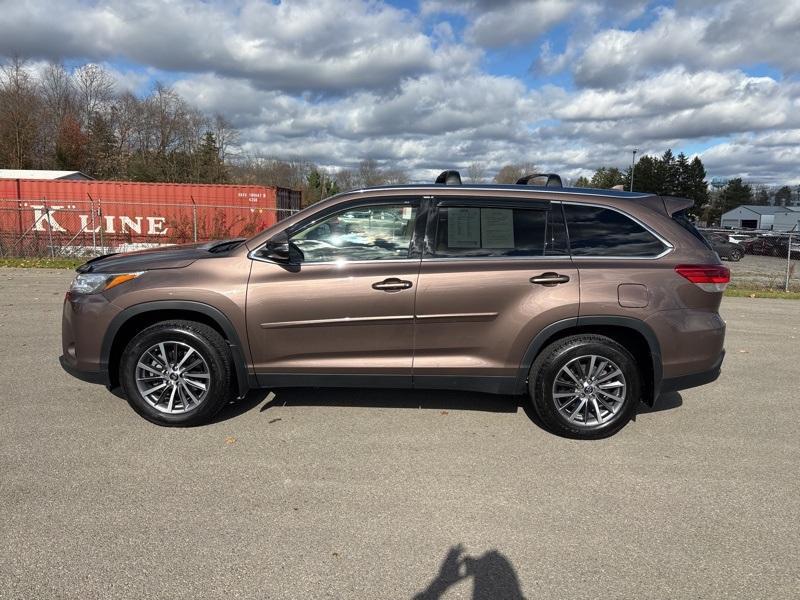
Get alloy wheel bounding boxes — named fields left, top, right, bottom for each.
left=551, top=354, right=627, bottom=428
left=135, top=341, right=211, bottom=414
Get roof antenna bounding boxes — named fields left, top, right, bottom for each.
left=435, top=170, right=462, bottom=185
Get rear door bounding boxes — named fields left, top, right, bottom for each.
left=412, top=197, right=579, bottom=391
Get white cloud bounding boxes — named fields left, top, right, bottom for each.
left=1, top=0, right=799, bottom=184
left=465, top=1, right=575, bottom=48
left=544, top=1, right=800, bottom=88
left=0, top=0, right=447, bottom=93
left=701, top=133, right=800, bottom=185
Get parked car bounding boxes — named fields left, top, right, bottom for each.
left=703, top=232, right=744, bottom=261
left=61, top=172, right=727, bottom=439
left=742, top=236, right=786, bottom=257
left=727, top=234, right=755, bottom=245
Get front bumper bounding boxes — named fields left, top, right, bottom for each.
left=61, top=291, right=120, bottom=386
left=59, top=354, right=108, bottom=386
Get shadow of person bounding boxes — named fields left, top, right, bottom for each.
left=413, top=545, right=525, bottom=600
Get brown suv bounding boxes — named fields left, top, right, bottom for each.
left=60, top=172, right=727, bottom=438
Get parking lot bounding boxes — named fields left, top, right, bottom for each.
left=728, top=253, right=799, bottom=291
left=1, top=267, right=798, bottom=599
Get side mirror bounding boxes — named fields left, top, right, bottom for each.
left=258, top=232, right=303, bottom=264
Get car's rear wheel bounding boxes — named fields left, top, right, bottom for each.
left=528, top=334, right=641, bottom=439
left=728, top=247, right=743, bottom=261
left=120, top=320, right=232, bottom=426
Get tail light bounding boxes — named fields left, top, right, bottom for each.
left=675, top=264, right=730, bottom=292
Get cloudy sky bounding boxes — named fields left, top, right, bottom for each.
left=1, top=0, right=799, bottom=184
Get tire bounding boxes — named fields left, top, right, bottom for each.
left=728, top=248, right=743, bottom=261
left=528, top=334, right=641, bottom=439
left=120, top=320, right=233, bottom=426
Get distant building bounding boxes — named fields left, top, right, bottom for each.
left=773, top=210, right=800, bottom=232
left=0, top=169, right=94, bottom=181
left=720, top=205, right=800, bottom=230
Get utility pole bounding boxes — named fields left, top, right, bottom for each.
left=630, top=148, right=638, bottom=192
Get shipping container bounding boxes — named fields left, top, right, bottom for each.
left=0, top=179, right=301, bottom=256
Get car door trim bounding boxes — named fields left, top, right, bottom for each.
left=414, top=312, right=498, bottom=323
left=260, top=315, right=414, bottom=329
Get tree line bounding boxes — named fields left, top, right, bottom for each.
left=0, top=58, right=236, bottom=184
left=0, top=58, right=423, bottom=206
left=3, top=59, right=795, bottom=217
left=574, top=150, right=710, bottom=216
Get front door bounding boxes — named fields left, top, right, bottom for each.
left=246, top=198, right=421, bottom=387
left=412, top=197, right=579, bottom=392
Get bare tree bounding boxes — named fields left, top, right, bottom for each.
left=358, top=159, right=384, bottom=187
left=334, top=168, right=358, bottom=192
left=40, top=62, right=75, bottom=121
left=493, top=162, right=536, bottom=184
left=213, top=114, right=240, bottom=163
left=73, top=63, right=115, bottom=128
left=39, top=62, right=76, bottom=162
left=466, top=161, right=486, bottom=183
left=0, top=57, right=42, bottom=168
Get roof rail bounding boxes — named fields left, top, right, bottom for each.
left=516, top=173, right=562, bottom=188
left=435, top=170, right=462, bottom=185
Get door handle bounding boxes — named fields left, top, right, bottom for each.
left=530, top=272, right=571, bottom=286
left=372, top=278, right=413, bottom=292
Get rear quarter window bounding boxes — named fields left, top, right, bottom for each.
left=563, top=204, right=667, bottom=257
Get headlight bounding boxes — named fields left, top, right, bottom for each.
left=69, top=272, right=143, bottom=295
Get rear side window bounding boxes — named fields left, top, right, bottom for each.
left=673, top=209, right=713, bottom=250
left=432, top=204, right=567, bottom=258
left=563, top=204, right=667, bottom=257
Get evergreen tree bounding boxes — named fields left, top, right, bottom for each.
left=675, top=152, right=690, bottom=198
left=573, top=175, right=590, bottom=188
left=197, top=131, right=226, bottom=183
left=686, top=156, right=709, bottom=216
left=625, top=155, right=661, bottom=193
left=660, top=149, right=677, bottom=195
left=85, top=113, right=118, bottom=179
left=589, top=167, right=625, bottom=189
left=720, top=178, right=752, bottom=212
left=775, top=185, right=792, bottom=207
left=753, top=186, right=769, bottom=206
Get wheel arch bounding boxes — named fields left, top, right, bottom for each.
left=102, top=301, right=253, bottom=397
left=515, top=316, right=662, bottom=405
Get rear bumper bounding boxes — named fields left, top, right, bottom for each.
left=59, top=354, right=108, bottom=386
left=659, top=350, right=724, bottom=394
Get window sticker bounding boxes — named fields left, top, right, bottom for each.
left=480, top=208, right=515, bottom=248
left=447, top=207, right=481, bottom=248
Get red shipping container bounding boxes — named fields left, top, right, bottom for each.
left=0, top=179, right=301, bottom=251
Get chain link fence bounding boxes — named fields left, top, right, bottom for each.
left=2, top=198, right=797, bottom=292
left=701, top=228, right=799, bottom=292
left=0, top=198, right=298, bottom=260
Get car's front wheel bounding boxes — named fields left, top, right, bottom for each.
left=528, top=334, right=641, bottom=439
left=728, top=247, right=743, bottom=261
left=120, top=320, right=233, bottom=426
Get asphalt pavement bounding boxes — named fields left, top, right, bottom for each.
left=1, top=267, right=798, bottom=599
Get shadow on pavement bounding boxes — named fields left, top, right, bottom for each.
left=413, top=544, right=526, bottom=600
left=637, top=391, right=683, bottom=414
left=211, top=388, right=684, bottom=424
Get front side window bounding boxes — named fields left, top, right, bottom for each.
left=431, top=204, right=567, bottom=258
left=291, top=203, right=417, bottom=263
left=563, top=204, right=667, bottom=257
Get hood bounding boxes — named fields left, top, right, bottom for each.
left=76, top=239, right=245, bottom=273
